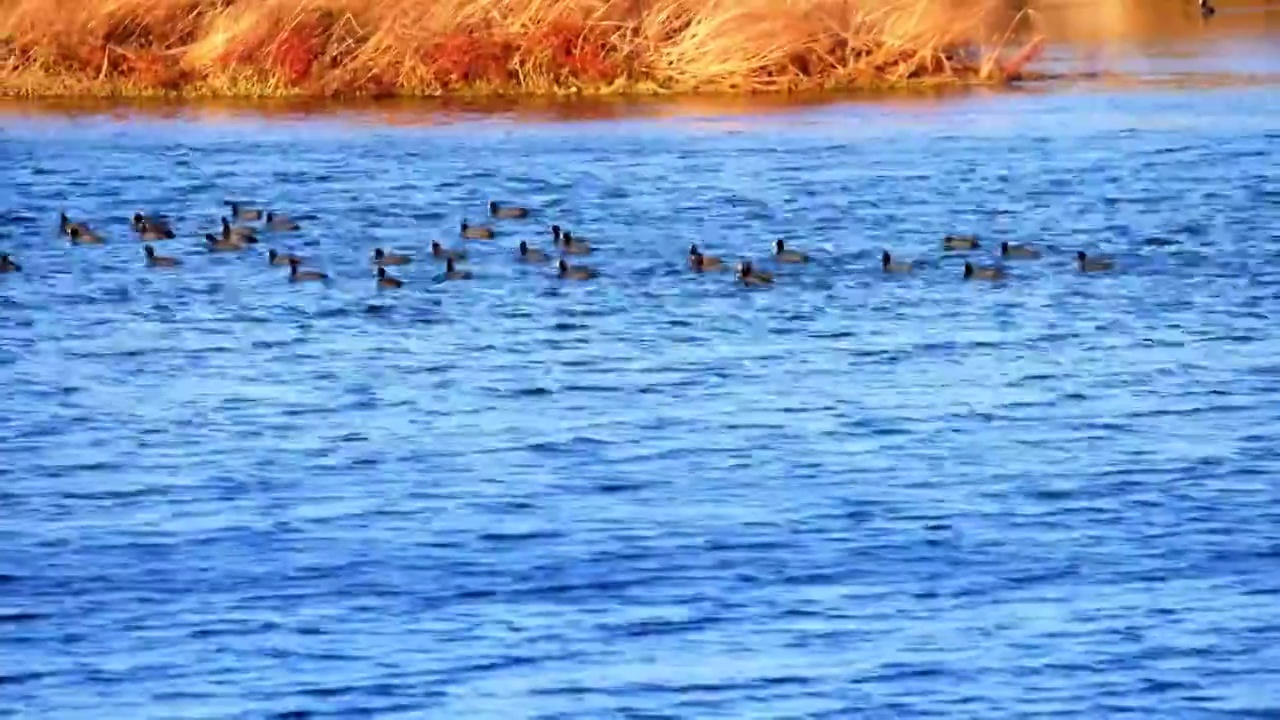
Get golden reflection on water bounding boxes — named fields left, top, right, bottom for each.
left=0, top=87, right=1043, bottom=126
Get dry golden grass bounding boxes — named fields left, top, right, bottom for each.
left=0, top=0, right=1045, bottom=98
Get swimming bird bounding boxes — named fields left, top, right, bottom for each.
left=288, top=257, right=328, bottom=283
left=1077, top=251, right=1115, bottom=273
left=67, top=226, right=104, bottom=245
left=552, top=226, right=593, bottom=246
left=59, top=213, right=94, bottom=239
left=489, top=201, right=529, bottom=219
left=377, top=266, right=404, bottom=289
left=461, top=221, right=495, bottom=240
left=518, top=241, right=548, bottom=263
left=944, top=234, right=981, bottom=250
left=222, top=217, right=258, bottom=244
left=225, top=201, right=263, bottom=222
left=558, top=258, right=597, bottom=280
left=373, top=248, right=412, bottom=266
left=738, top=260, right=774, bottom=286
left=137, top=223, right=175, bottom=241
left=1001, top=241, right=1041, bottom=259
left=443, top=257, right=473, bottom=280
left=267, top=249, right=303, bottom=266
left=963, top=261, right=1005, bottom=280
left=132, top=213, right=174, bottom=239
left=265, top=212, right=300, bottom=231
left=0, top=253, right=20, bottom=272
left=431, top=241, right=466, bottom=262
left=881, top=250, right=913, bottom=273
left=205, top=233, right=245, bottom=252
left=561, top=231, right=592, bottom=255
left=144, top=244, right=180, bottom=267
left=774, top=239, right=809, bottom=263
left=689, top=244, right=724, bottom=272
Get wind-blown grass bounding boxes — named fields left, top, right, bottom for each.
left=0, top=0, right=1045, bottom=98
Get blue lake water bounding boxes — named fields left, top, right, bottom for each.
left=2, top=78, right=1280, bottom=717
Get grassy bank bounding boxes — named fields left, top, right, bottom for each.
left=0, top=0, right=1044, bottom=98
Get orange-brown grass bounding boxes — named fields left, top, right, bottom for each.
left=0, top=0, right=1046, bottom=98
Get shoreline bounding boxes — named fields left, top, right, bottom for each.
left=0, top=81, right=1030, bottom=110
left=5, top=70, right=1278, bottom=120
left=0, top=80, right=1079, bottom=128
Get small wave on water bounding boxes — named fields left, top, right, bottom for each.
left=2, top=79, right=1280, bottom=718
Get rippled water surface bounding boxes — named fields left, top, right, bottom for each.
left=4, top=75, right=1280, bottom=718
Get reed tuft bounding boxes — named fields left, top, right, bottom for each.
left=0, top=0, right=1046, bottom=98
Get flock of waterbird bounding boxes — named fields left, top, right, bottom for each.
left=1, top=201, right=603, bottom=286
left=0, top=199, right=1120, bottom=286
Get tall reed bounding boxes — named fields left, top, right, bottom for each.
left=0, top=0, right=1044, bottom=97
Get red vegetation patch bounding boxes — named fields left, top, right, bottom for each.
left=522, top=19, right=627, bottom=86
left=123, top=49, right=188, bottom=89
left=423, top=31, right=517, bottom=89
left=270, top=21, right=324, bottom=85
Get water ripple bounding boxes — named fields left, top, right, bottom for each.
left=2, top=85, right=1280, bottom=718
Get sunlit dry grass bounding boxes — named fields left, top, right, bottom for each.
left=0, top=0, right=1045, bottom=98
